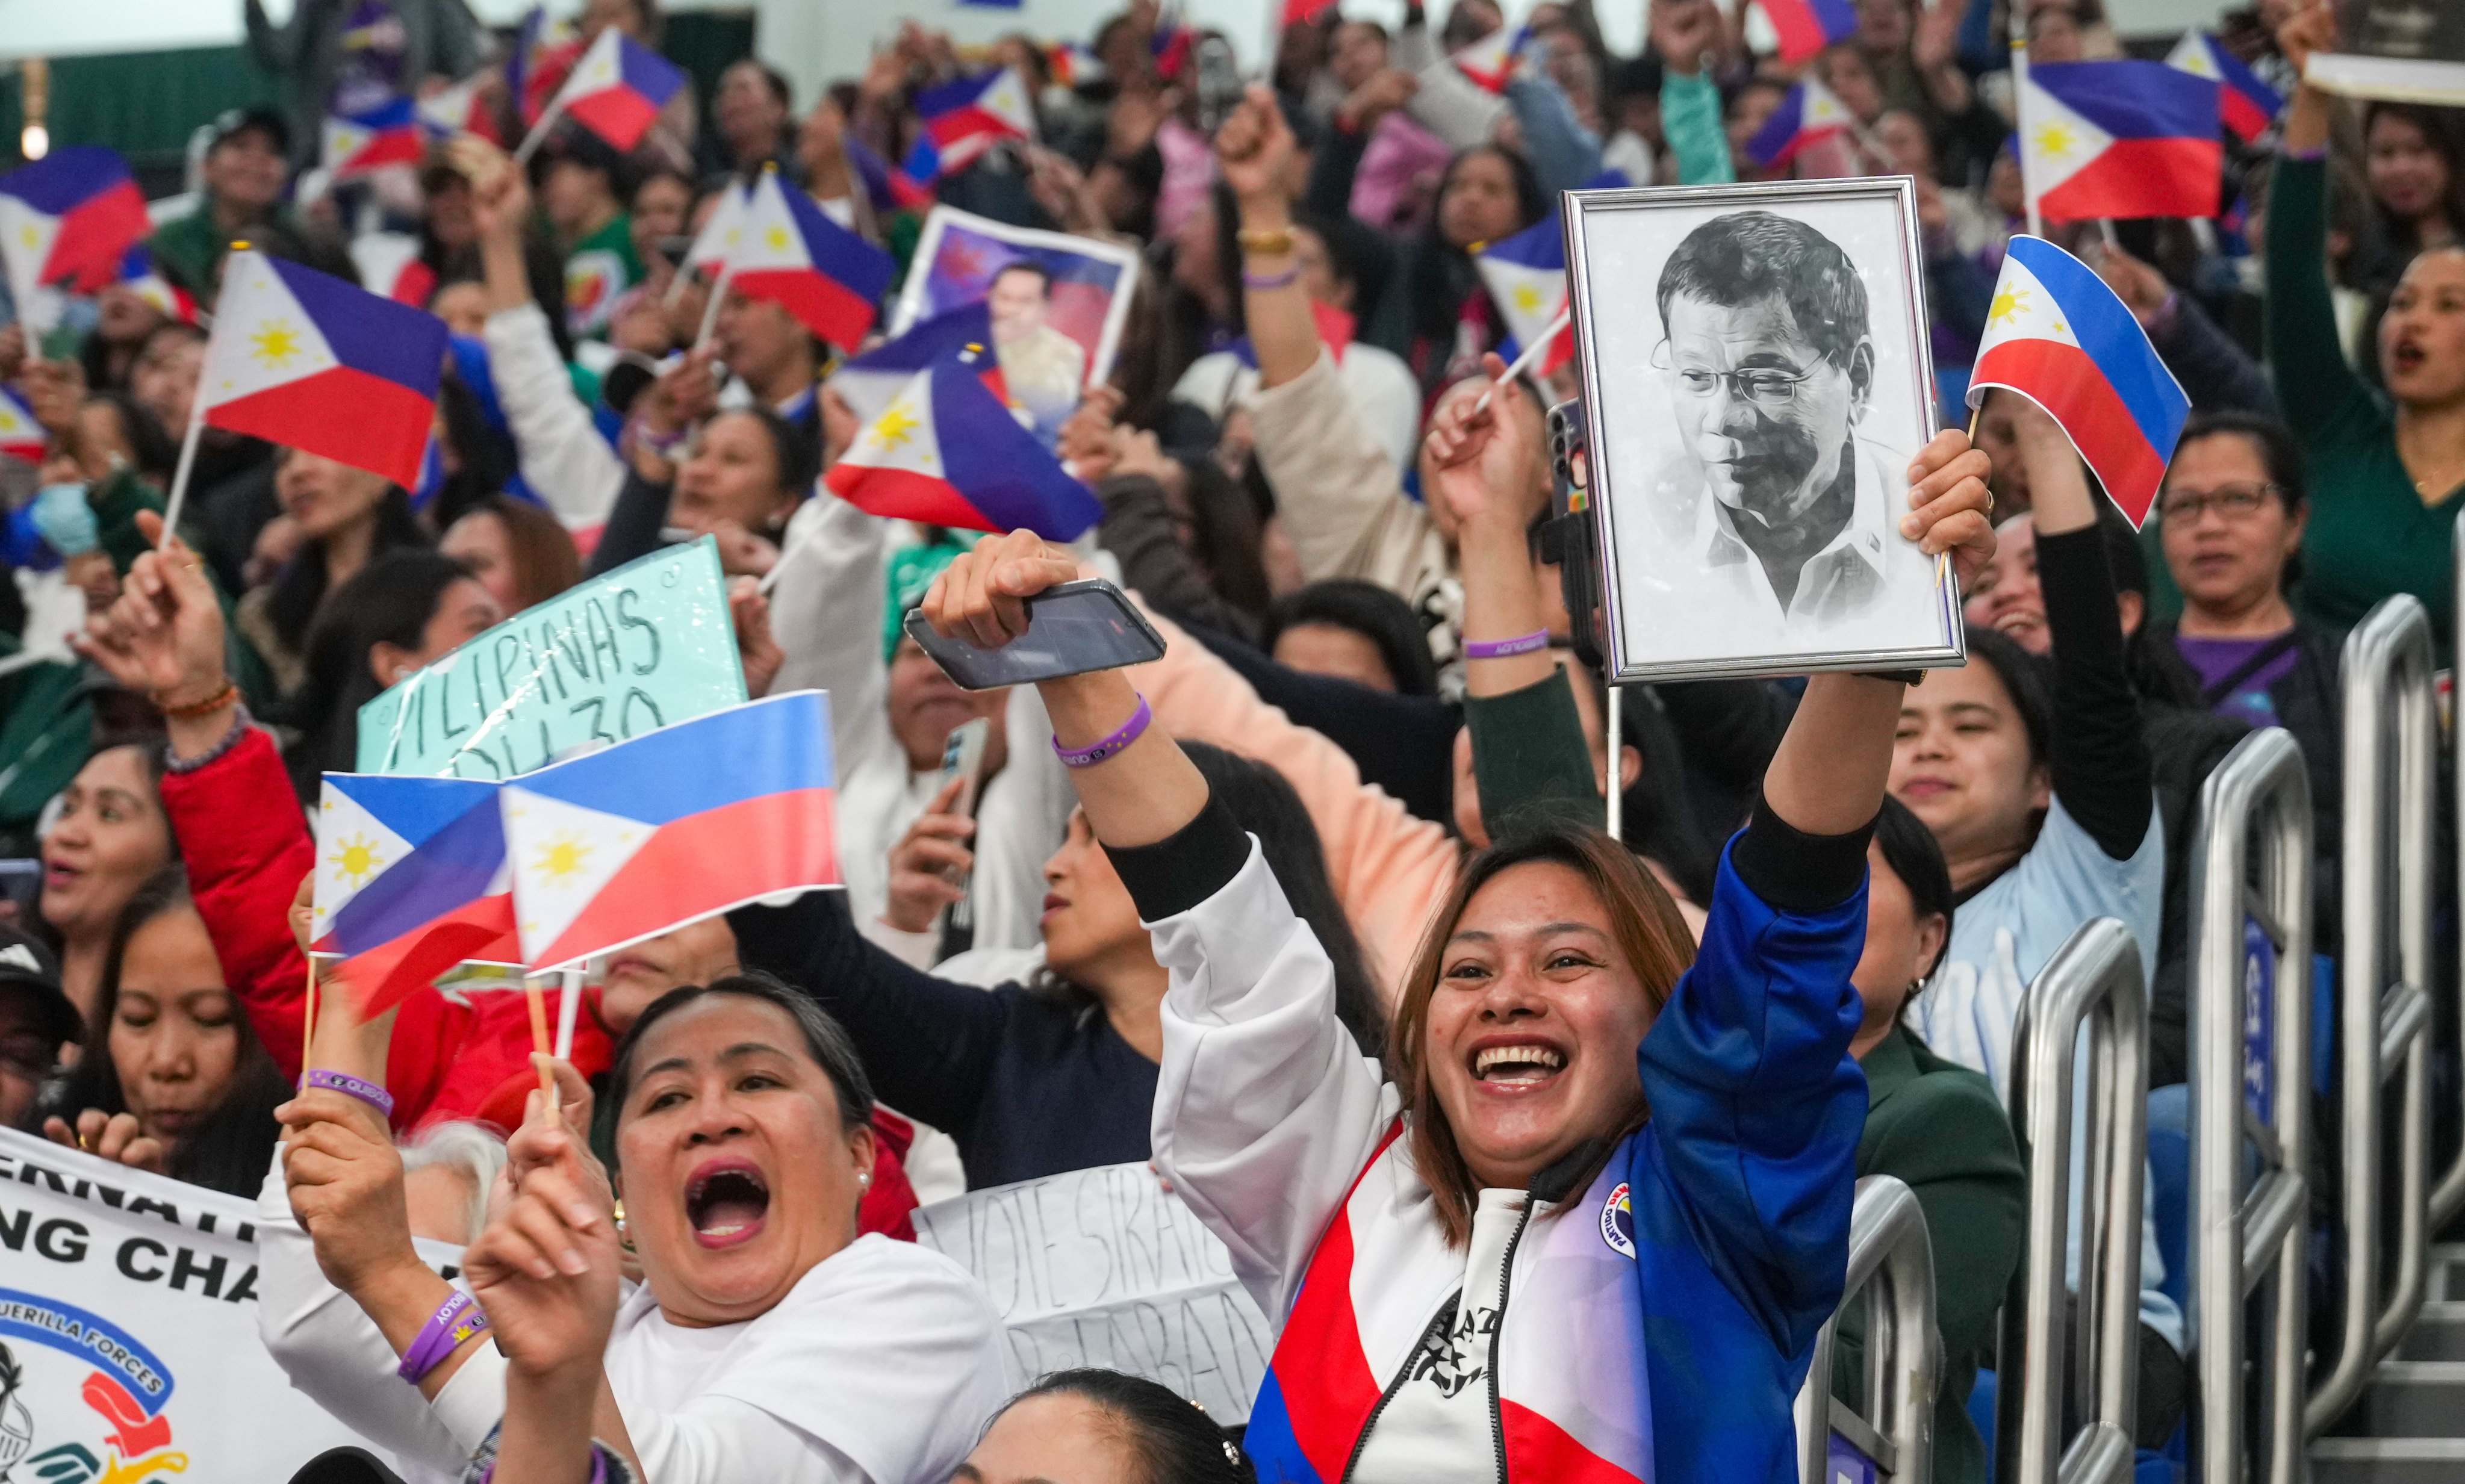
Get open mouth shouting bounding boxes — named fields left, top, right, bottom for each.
left=685, top=1156, right=772, bottom=1249
left=1467, top=1036, right=1570, bottom=1093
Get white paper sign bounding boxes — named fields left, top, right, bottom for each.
left=0, top=1128, right=364, bottom=1483
left=911, top=1162, right=1276, bottom=1423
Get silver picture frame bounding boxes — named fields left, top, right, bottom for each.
left=1564, top=175, right=1966, bottom=685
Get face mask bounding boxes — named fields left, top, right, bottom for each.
left=28, top=483, right=98, bottom=560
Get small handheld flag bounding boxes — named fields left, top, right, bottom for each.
left=323, top=96, right=427, bottom=180
left=314, top=773, right=521, bottom=1016
left=523, top=25, right=685, bottom=160
left=2021, top=60, right=2222, bottom=223
left=1477, top=216, right=1573, bottom=377
left=1151, top=10, right=1193, bottom=81
left=117, top=244, right=199, bottom=325
left=906, top=67, right=1039, bottom=182
left=1453, top=24, right=1530, bottom=94
left=2162, top=31, right=2283, bottom=143
left=1757, top=0, right=1857, bottom=64
left=501, top=691, right=839, bottom=972
left=1046, top=40, right=1105, bottom=89
left=0, top=387, right=45, bottom=464
left=417, top=74, right=503, bottom=144
left=727, top=169, right=897, bottom=353
left=1745, top=77, right=1855, bottom=169
left=825, top=361, right=1104, bottom=540
left=1967, top=235, right=2190, bottom=528
left=0, top=147, right=154, bottom=300
left=824, top=300, right=1004, bottom=424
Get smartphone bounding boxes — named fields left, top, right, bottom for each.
left=0, top=860, right=38, bottom=919
left=1195, top=36, right=1244, bottom=133
left=1540, top=399, right=1605, bottom=671
left=905, top=579, right=1167, bottom=691
left=938, top=717, right=993, bottom=821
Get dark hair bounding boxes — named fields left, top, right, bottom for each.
left=1656, top=210, right=1869, bottom=368
left=995, top=1370, right=1254, bottom=1484
left=44, top=866, right=287, bottom=1197
left=990, top=259, right=1054, bottom=293
left=1295, top=210, right=1391, bottom=322
left=607, top=973, right=875, bottom=1132
left=727, top=58, right=794, bottom=113
left=136, top=320, right=208, bottom=362
left=1871, top=793, right=1953, bottom=977
left=707, top=405, right=821, bottom=518
left=265, top=478, right=433, bottom=653
left=1408, top=146, right=1549, bottom=349
left=281, top=551, right=476, bottom=798
left=1957, top=623, right=2053, bottom=771
left=2362, top=103, right=2465, bottom=250
left=631, top=164, right=697, bottom=216
left=453, top=494, right=582, bottom=612
left=1261, top=580, right=1440, bottom=697
left=2169, top=410, right=2306, bottom=514
left=425, top=372, right=522, bottom=529
left=82, top=393, right=179, bottom=483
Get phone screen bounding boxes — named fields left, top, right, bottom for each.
left=906, top=581, right=1166, bottom=691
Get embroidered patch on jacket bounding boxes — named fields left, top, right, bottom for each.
left=1600, top=1181, right=1637, bottom=1258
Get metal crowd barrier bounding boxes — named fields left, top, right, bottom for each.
left=2306, top=594, right=2437, bottom=1435
left=1795, top=1175, right=1941, bottom=1483
left=1994, top=918, right=2148, bottom=1484
left=2187, top=728, right=2313, bottom=1482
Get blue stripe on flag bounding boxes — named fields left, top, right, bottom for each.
left=931, top=366, right=1104, bottom=539
left=798, top=189, right=896, bottom=305
left=512, top=692, right=836, bottom=825
left=2006, top=237, right=2188, bottom=458
left=326, top=792, right=507, bottom=953
left=0, top=147, right=131, bottom=214
left=1482, top=213, right=1564, bottom=270
left=2031, top=60, right=2219, bottom=142
left=329, top=773, right=499, bottom=850
left=616, top=34, right=688, bottom=108
left=270, top=257, right=448, bottom=400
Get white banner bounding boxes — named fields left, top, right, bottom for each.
left=912, top=1162, right=1276, bottom=1423
left=0, top=1128, right=364, bottom=1484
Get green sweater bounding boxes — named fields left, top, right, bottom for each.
left=2266, top=155, right=2464, bottom=649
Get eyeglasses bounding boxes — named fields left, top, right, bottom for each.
left=2158, top=482, right=2283, bottom=523
left=1652, top=342, right=1825, bottom=411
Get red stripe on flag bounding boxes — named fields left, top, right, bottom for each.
left=730, top=265, right=878, bottom=352
left=343, top=894, right=521, bottom=1017
left=53, top=183, right=154, bottom=293
left=564, top=88, right=661, bottom=152
left=1971, top=337, right=2169, bottom=526
left=1285, top=0, right=1341, bottom=21
left=337, top=131, right=427, bottom=178
left=2037, top=137, right=2221, bottom=223
left=825, top=461, right=995, bottom=531
left=206, top=365, right=437, bottom=490
left=535, top=788, right=838, bottom=969
left=1270, top=1126, right=1405, bottom=1482
left=2221, top=90, right=2271, bottom=143
left=1500, top=1402, right=1646, bottom=1484
left=1762, top=0, right=1832, bottom=62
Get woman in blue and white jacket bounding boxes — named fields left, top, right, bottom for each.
left=913, top=405, right=1998, bottom=1483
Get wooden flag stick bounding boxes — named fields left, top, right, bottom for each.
left=155, top=384, right=209, bottom=550
left=299, top=955, right=319, bottom=1090
left=525, top=974, right=555, bottom=1106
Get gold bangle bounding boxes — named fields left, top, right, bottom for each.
left=1237, top=226, right=1296, bottom=257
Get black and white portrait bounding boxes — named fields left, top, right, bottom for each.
left=1568, top=179, right=1962, bottom=680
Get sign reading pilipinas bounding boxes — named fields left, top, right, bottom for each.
left=0, top=1128, right=362, bottom=1482
left=355, top=536, right=747, bottom=778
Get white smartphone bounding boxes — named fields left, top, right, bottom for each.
left=938, top=717, right=993, bottom=821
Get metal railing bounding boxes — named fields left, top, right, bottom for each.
left=1796, top=1175, right=1941, bottom=1482
left=2306, top=594, right=2437, bottom=1435
left=1994, top=918, right=2148, bottom=1484
left=2187, top=728, right=2313, bottom=1483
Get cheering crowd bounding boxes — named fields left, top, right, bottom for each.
left=0, top=0, right=2461, bottom=1479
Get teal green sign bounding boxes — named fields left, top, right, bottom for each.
left=356, top=537, right=747, bottom=778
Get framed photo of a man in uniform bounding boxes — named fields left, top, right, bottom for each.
left=1564, top=177, right=1965, bottom=682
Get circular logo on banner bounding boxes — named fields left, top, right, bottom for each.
left=1600, top=1181, right=1636, bottom=1258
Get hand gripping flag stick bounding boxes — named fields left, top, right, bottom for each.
left=1472, top=305, right=1571, bottom=417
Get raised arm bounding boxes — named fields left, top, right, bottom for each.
left=2263, top=2, right=2372, bottom=439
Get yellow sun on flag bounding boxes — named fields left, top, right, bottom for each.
left=1512, top=283, right=1544, bottom=313
left=328, top=833, right=385, bottom=886
left=535, top=835, right=594, bottom=883
left=870, top=400, right=922, bottom=452
left=16, top=225, right=37, bottom=250
left=1988, top=286, right=2031, bottom=326
left=250, top=318, right=306, bottom=370
left=2030, top=123, right=2077, bottom=161
left=766, top=225, right=791, bottom=252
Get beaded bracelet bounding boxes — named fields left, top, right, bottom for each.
left=1053, top=696, right=1151, bottom=769
left=1463, top=630, right=1550, bottom=660
left=306, top=1068, right=396, bottom=1120
left=162, top=704, right=253, bottom=777
left=397, top=1290, right=491, bottom=1383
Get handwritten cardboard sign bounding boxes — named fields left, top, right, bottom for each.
left=355, top=538, right=746, bottom=778
left=912, top=1162, right=1276, bottom=1422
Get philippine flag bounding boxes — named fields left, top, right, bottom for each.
left=2022, top=60, right=2221, bottom=223
left=1758, top=0, right=1858, bottom=63
left=0, top=147, right=154, bottom=299
left=116, top=245, right=198, bottom=325
left=324, top=96, right=427, bottom=180
left=200, top=249, right=450, bottom=491
left=1046, top=40, right=1104, bottom=89
left=0, top=387, right=45, bottom=464
left=681, top=181, right=748, bottom=279
left=1968, top=235, right=2189, bottom=528
left=1453, top=24, right=1530, bottom=94
left=501, top=691, right=839, bottom=973
left=824, top=300, right=1004, bottom=425
left=908, top=67, right=1039, bottom=181
left=1151, top=12, right=1193, bottom=81
left=417, top=74, right=502, bottom=144
left=727, top=169, right=896, bottom=353
left=314, top=773, right=522, bottom=1015
left=1745, top=76, right=1855, bottom=169
left=547, top=26, right=686, bottom=153
left=825, top=362, right=1104, bottom=539
left=2163, top=31, right=2283, bottom=143
left=847, top=136, right=936, bottom=213
left=1478, top=216, right=1573, bottom=376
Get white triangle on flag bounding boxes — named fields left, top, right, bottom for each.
left=686, top=184, right=747, bottom=272
left=2163, top=31, right=2218, bottom=81
left=323, top=119, right=375, bottom=171
left=978, top=66, right=1039, bottom=143
left=2018, top=73, right=2113, bottom=199
left=555, top=27, right=624, bottom=108
left=1972, top=252, right=2081, bottom=364
left=201, top=250, right=342, bottom=409
left=419, top=78, right=482, bottom=134
left=1800, top=77, right=1852, bottom=131
left=0, top=196, right=60, bottom=314
left=838, top=368, right=946, bottom=479
left=729, top=172, right=814, bottom=274
left=312, top=780, right=420, bottom=938
left=502, top=785, right=656, bottom=966
left=1477, top=256, right=1567, bottom=353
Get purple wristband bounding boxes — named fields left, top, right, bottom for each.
left=1241, top=264, right=1300, bottom=290
left=306, top=1069, right=395, bottom=1119
left=398, top=1289, right=491, bottom=1383
left=1463, top=630, right=1550, bottom=659
left=1053, top=696, right=1152, bottom=768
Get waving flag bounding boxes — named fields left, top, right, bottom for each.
left=0, top=387, right=44, bottom=463
left=200, top=248, right=450, bottom=489
left=824, top=300, right=1004, bottom=424
left=324, top=96, right=426, bottom=179
left=727, top=169, right=896, bottom=352
left=2164, top=31, right=2283, bottom=143
left=1478, top=216, right=1573, bottom=376
left=117, top=245, right=198, bottom=325
left=1285, top=0, right=1341, bottom=23
left=1746, top=76, right=1855, bottom=169
left=0, top=147, right=153, bottom=300
left=506, top=7, right=573, bottom=127
left=314, top=774, right=521, bottom=1014
left=502, top=691, right=838, bottom=972
left=546, top=26, right=686, bottom=152
left=1046, top=40, right=1104, bottom=88
left=1758, top=0, right=1857, bottom=63
left=681, top=181, right=747, bottom=279
left=906, top=67, right=1038, bottom=181
left=826, top=360, right=1103, bottom=539
left=847, top=136, right=935, bottom=213
left=1151, top=10, right=1193, bottom=80
left=1453, top=24, right=1530, bottom=93
left=2021, top=60, right=2221, bottom=223
left=1968, top=235, right=2189, bottom=527
left=417, top=75, right=502, bottom=143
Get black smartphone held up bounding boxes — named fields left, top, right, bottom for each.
left=1540, top=399, right=1605, bottom=671
left=905, top=579, right=1167, bottom=691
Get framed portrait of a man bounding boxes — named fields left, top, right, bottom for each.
left=1565, top=177, right=1965, bottom=683
left=891, top=206, right=1142, bottom=447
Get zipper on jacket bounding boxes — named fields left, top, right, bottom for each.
left=1338, top=1296, right=1463, bottom=1483
left=1485, top=1198, right=1541, bottom=1484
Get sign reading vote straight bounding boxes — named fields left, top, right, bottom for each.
left=0, top=1128, right=364, bottom=1483
left=912, top=1162, right=1275, bottom=1423
left=357, top=537, right=747, bottom=778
